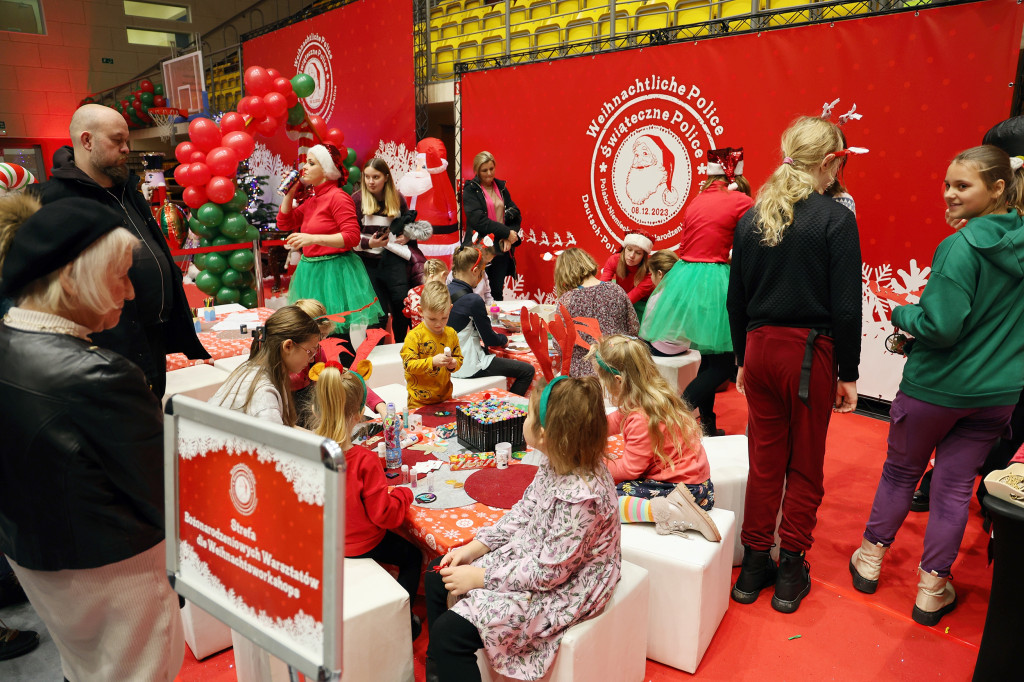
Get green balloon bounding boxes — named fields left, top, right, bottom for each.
left=199, top=237, right=213, bottom=248
left=220, top=212, right=248, bottom=239
left=195, top=270, right=221, bottom=295
left=291, top=73, right=315, bottom=98
left=197, top=203, right=224, bottom=228
left=244, top=225, right=260, bottom=242
left=287, top=103, right=305, bottom=126
left=193, top=253, right=207, bottom=270
left=221, top=268, right=243, bottom=288
left=347, top=166, right=361, bottom=184
left=205, top=253, right=228, bottom=274
left=229, top=249, right=255, bottom=271
left=140, top=92, right=154, bottom=106
left=342, top=183, right=353, bottom=194
left=189, top=218, right=216, bottom=239
left=154, top=84, right=164, bottom=96
left=238, top=270, right=256, bottom=288
left=224, top=189, right=247, bottom=212
left=216, top=286, right=242, bottom=305
left=239, top=287, right=259, bottom=309
left=212, top=235, right=233, bottom=247
left=344, top=147, right=356, bottom=165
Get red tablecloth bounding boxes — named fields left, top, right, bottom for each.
left=166, top=307, right=275, bottom=372
left=402, top=388, right=625, bottom=556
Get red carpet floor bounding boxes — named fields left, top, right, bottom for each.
left=177, top=386, right=988, bottom=681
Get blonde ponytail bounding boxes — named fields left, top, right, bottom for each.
left=311, top=367, right=364, bottom=449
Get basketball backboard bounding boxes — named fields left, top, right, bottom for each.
left=162, top=51, right=207, bottom=115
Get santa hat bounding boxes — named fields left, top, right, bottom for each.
left=0, top=163, right=37, bottom=196
left=622, top=230, right=654, bottom=254
left=643, top=134, right=679, bottom=206
left=706, top=147, right=745, bottom=190
left=307, top=143, right=347, bottom=183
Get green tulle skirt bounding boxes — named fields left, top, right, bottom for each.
left=641, top=260, right=733, bottom=353
left=288, top=252, right=384, bottom=332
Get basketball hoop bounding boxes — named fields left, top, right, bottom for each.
left=148, top=107, right=186, bottom=144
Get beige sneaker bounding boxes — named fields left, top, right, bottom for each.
left=651, top=485, right=722, bottom=542
left=849, top=538, right=888, bottom=594
left=912, top=567, right=956, bottom=626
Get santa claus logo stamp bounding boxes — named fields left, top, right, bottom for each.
left=229, top=463, right=258, bottom=516
left=294, top=33, right=336, bottom=120
left=584, top=76, right=724, bottom=247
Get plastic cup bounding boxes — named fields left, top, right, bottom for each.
left=495, top=442, right=511, bottom=469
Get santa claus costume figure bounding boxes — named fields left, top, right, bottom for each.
left=405, top=138, right=459, bottom=267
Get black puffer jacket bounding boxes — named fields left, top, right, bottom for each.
left=0, top=324, right=165, bottom=570
left=462, top=177, right=521, bottom=277
left=31, top=147, right=209, bottom=396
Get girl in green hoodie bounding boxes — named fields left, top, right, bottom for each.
left=851, top=145, right=1024, bottom=627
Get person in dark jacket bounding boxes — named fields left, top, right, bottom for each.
left=30, top=104, right=208, bottom=398
left=0, top=194, right=184, bottom=681
left=462, top=151, right=522, bottom=300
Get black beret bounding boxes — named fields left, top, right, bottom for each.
left=1, top=198, right=124, bottom=298
left=983, top=116, right=1024, bottom=157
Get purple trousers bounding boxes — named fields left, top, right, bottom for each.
left=864, top=391, right=1014, bottom=575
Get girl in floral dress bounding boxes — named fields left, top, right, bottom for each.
left=424, top=376, right=621, bottom=681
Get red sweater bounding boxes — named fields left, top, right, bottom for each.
left=343, top=444, right=413, bottom=555
left=598, top=253, right=654, bottom=304
left=676, top=181, right=754, bottom=264
left=276, top=183, right=361, bottom=258
left=605, top=410, right=711, bottom=484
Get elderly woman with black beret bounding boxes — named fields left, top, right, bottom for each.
left=0, top=194, right=184, bottom=681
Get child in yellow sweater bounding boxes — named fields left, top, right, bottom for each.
left=402, top=281, right=464, bottom=408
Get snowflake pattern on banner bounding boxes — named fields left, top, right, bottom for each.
left=179, top=435, right=325, bottom=507
left=374, top=140, right=416, bottom=186
left=858, top=258, right=931, bottom=400
left=250, top=143, right=289, bottom=197
left=179, top=541, right=323, bottom=657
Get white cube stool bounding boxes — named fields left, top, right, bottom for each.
left=372, top=383, right=409, bottom=412
left=163, top=364, right=230, bottom=406
left=477, top=561, right=650, bottom=682
left=232, top=559, right=414, bottom=682
left=367, top=343, right=406, bottom=388
left=213, top=354, right=249, bottom=375
left=619, top=508, right=736, bottom=673
left=181, top=600, right=232, bottom=660
left=651, top=351, right=702, bottom=394
left=452, top=374, right=506, bottom=396
left=703, top=435, right=750, bottom=566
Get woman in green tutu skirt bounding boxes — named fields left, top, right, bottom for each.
left=278, top=143, right=383, bottom=344
left=642, top=147, right=754, bottom=436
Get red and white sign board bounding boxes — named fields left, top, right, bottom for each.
left=165, top=396, right=346, bottom=680
left=460, top=0, right=1024, bottom=400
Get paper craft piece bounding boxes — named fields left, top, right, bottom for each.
left=869, top=281, right=911, bottom=306
left=520, top=307, right=554, bottom=380
left=463, top=464, right=539, bottom=509
left=406, top=466, right=475, bottom=509
left=211, top=312, right=260, bottom=331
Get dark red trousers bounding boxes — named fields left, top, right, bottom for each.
left=741, top=326, right=837, bottom=553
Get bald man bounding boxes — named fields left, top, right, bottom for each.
left=31, top=104, right=207, bottom=397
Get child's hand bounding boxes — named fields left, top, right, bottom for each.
left=440, top=540, right=489, bottom=568
left=441, top=565, right=486, bottom=597
left=944, top=208, right=968, bottom=231
left=431, top=352, right=449, bottom=368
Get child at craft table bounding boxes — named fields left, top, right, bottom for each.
left=423, top=376, right=621, bottom=682
left=309, top=363, right=423, bottom=639
left=402, top=281, right=464, bottom=409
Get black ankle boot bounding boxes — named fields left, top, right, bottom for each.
left=772, top=548, right=811, bottom=613
left=732, top=545, right=777, bottom=604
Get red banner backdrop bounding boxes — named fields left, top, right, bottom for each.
left=242, top=0, right=415, bottom=174
left=461, top=0, right=1024, bottom=400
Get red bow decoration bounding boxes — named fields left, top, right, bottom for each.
left=707, top=147, right=744, bottom=185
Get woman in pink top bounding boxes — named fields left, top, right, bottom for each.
left=278, top=144, right=383, bottom=334
left=589, top=335, right=720, bottom=542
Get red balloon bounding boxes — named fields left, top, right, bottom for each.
left=153, top=95, right=166, bottom=107
left=173, top=162, right=191, bottom=186
left=188, top=118, right=221, bottom=153
left=220, top=111, right=246, bottom=134
left=133, top=91, right=142, bottom=102
left=182, top=185, right=208, bottom=209
left=140, top=79, right=154, bottom=93
left=266, top=67, right=282, bottom=80
left=284, top=89, right=298, bottom=108
left=190, top=150, right=206, bottom=163
left=240, top=95, right=266, bottom=123
left=263, top=92, right=288, bottom=119
left=188, top=161, right=212, bottom=186
left=254, top=115, right=280, bottom=137
left=174, top=141, right=196, bottom=164
left=206, top=176, right=236, bottom=204
left=243, top=66, right=273, bottom=97
left=206, top=146, right=239, bottom=177
left=324, top=128, right=345, bottom=148
left=308, top=115, right=328, bottom=141
left=222, top=131, right=256, bottom=159
left=132, top=100, right=144, bottom=112
left=272, top=77, right=292, bottom=95
left=119, top=99, right=130, bottom=109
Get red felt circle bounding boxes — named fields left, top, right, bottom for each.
left=414, top=400, right=466, bottom=428
left=463, top=465, right=539, bottom=509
